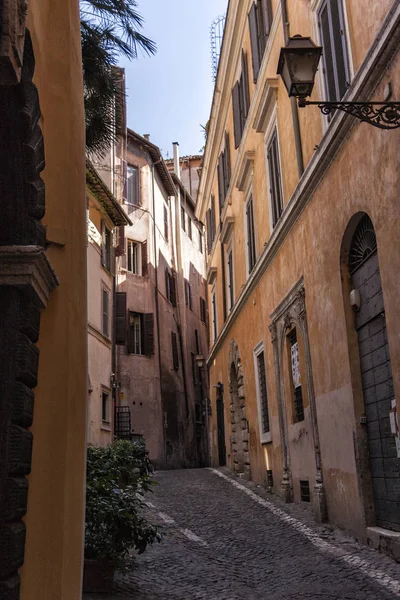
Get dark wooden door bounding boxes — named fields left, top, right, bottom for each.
left=216, top=391, right=226, bottom=466
left=353, top=251, right=399, bottom=531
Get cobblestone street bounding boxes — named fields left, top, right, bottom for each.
left=84, top=468, right=400, bottom=600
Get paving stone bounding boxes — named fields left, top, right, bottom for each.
left=83, top=467, right=400, bottom=600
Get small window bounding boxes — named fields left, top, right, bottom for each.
left=127, top=240, right=141, bottom=275
left=126, top=164, right=140, bottom=205
left=101, top=223, right=112, bottom=272
left=300, top=480, right=310, bottom=502
left=185, top=280, right=192, bottom=310
left=188, top=218, right=192, bottom=240
left=200, top=297, right=207, bottom=324
left=211, top=284, right=218, bottom=343
left=171, top=332, right=179, bottom=370
left=164, top=204, right=169, bottom=241
left=254, top=343, right=271, bottom=443
left=288, top=329, right=304, bottom=422
left=267, top=129, right=284, bottom=228
left=102, top=288, right=109, bottom=338
left=245, top=195, right=257, bottom=274
left=102, top=390, right=110, bottom=423
left=181, top=206, right=186, bottom=231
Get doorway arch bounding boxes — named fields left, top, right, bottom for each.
left=228, top=340, right=250, bottom=478
left=342, top=213, right=399, bottom=531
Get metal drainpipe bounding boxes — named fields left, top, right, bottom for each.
left=280, top=0, right=304, bottom=178
left=151, top=161, right=166, bottom=467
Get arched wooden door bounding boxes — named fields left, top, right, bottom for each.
left=350, top=215, right=399, bottom=531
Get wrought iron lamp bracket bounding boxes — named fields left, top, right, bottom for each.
left=298, top=99, right=400, bottom=130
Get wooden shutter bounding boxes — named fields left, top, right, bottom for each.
left=206, top=209, right=212, bottom=253
left=211, top=195, right=216, bottom=241
left=165, top=268, right=170, bottom=300
left=170, top=273, right=177, bottom=306
left=224, top=132, right=231, bottom=192
left=171, top=331, right=179, bottom=370
left=122, top=160, right=128, bottom=202
left=228, top=250, right=234, bottom=309
left=164, top=205, right=168, bottom=241
left=101, top=221, right=106, bottom=266
left=115, top=292, right=127, bottom=345
left=232, top=81, right=242, bottom=148
left=261, top=0, right=273, bottom=40
left=143, top=313, right=154, bottom=356
left=329, top=0, right=349, bottom=100
left=141, top=240, right=148, bottom=276
left=268, top=130, right=283, bottom=227
left=127, top=311, right=135, bottom=353
left=133, top=166, right=140, bottom=205
left=319, top=2, right=336, bottom=102
left=195, top=328, right=200, bottom=354
left=102, top=289, right=109, bottom=337
left=116, top=226, right=124, bottom=257
left=248, top=2, right=260, bottom=82
left=241, top=51, right=250, bottom=121
left=217, top=155, right=225, bottom=212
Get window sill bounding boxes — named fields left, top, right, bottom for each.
left=260, top=432, right=272, bottom=445
left=101, top=423, right=112, bottom=432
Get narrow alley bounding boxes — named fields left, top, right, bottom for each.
left=84, top=469, right=400, bottom=600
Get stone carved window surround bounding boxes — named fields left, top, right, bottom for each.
left=228, top=340, right=251, bottom=479
left=269, top=277, right=327, bottom=522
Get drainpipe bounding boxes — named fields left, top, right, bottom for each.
left=280, top=0, right=304, bottom=178
left=151, top=160, right=166, bottom=467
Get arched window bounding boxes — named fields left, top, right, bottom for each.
left=349, top=214, right=377, bottom=273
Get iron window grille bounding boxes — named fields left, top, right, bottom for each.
left=300, top=480, right=311, bottom=502
left=114, top=406, right=132, bottom=439
left=288, top=328, right=304, bottom=423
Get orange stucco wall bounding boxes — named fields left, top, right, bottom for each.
left=20, top=1, right=87, bottom=598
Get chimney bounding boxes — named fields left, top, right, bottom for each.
left=143, top=134, right=150, bottom=140
left=173, top=142, right=180, bottom=179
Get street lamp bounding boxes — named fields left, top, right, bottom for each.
left=195, top=354, right=205, bottom=369
left=277, top=35, right=400, bottom=130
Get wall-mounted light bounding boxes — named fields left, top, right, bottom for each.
left=195, top=354, right=206, bottom=370
left=277, top=35, right=400, bottom=130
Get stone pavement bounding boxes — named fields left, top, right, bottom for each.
left=83, top=467, right=400, bottom=600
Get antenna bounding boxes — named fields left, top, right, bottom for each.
left=210, top=14, right=226, bottom=82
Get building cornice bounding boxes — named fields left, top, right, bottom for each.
left=206, top=1, right=400, bottom=366
left=0, top=245, right=59, bottom=307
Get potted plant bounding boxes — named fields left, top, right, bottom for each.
left=83, top=439, right=161, bottom=593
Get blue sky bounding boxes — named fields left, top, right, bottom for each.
left=119, top=0, right=228, bottom=158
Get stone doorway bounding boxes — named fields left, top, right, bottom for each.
left=349, top=215, right=399, bottom=531
left=228, top=341, right=250, bottom=478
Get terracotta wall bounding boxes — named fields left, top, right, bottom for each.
left=21, top=1, right=87, bottom=598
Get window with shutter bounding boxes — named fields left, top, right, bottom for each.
left=224, top=132, right=231, bottom=192
left=206, top=209, right=212, bottom=253
left=245, top=196, right=256, bottom=274
left=170, top=273, right=177, bottom=307
left=199, top=230, right=203, bottom=253
left=191, top=352, right=197, bottom=385
left=128, top=312, right=142, bottom=354
left=115, top=292, right=127, bottom=345
left=185, top=281, right=192, bottom=309
left=171, top=331, right=179, bottom=370
left=248, top=1, right=272, bottom=83
left=200, top=297, right=207, bottom=323
left=195, top=329, right=200, bottom=354
left=217, top=155, right=225, bottom=212
left=240, top=51, right=250, bottom=129
left=101, top=222, right=112, bottom=271
left=188, top=217, right=192, bottom=240
left=181, top=206, right=186, bottom=231
left=226, top=247, right=234, bottom=312
left=267, top=129, right=284, bottom=228
left=164, top=204, right=169, bottom=241
left=211, top=284, right=218, bottom=343
left=318, top=0, right=349, bottom=103
left=102, top=390, right=110, bottom=423
left=126, top=164, right=140, bottom=205
left=211, top=195, right=216, bottom=242
left=127, top=240, right=141, bottom=275
left=102, top=288, right=109, bottom=337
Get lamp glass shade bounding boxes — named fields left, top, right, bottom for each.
left=195, top=354, right=205, bottom=369
left=277, top=36, right=322, bottom=99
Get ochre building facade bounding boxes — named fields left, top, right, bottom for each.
left=196, top=0, right=400, bottom=556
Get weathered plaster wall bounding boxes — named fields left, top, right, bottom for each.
left=21, top=0, right=87, bottom=598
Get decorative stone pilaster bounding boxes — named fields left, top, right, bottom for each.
left=228, top=340, right=251, bottom=479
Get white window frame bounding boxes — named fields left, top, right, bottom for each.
left=101, top=284, right=110, bottom=339
left=225, top=235, right=235, bottom=313
left=126, top=164, right=140, bottom=206
left=130, top=312, right=142, bottom=355
left=311, top=0, right=354, bottom=133
left=127, top=239, right=141, bottom=275
left=264, top=109, right=284, bottom=234
left=253, top=341, right=271, bottom=444
left=211, top=282, right=218, bottom=344
left=101, top=387, right=111, bottom=424
left=244, top=185, right=257, bottom=278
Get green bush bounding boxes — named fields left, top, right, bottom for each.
left=85, top=439, right=161, bottom=572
